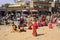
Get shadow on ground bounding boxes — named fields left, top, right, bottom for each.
left=37, top=34, right=44, bottom=36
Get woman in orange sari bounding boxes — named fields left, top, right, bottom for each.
left=11, top=22, right=17, bottom=32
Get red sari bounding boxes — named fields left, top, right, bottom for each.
left=32, top=22, right=37, bottom=36
left=28, top=26, right=32, bottom=30
left=48, top=23, right=53, bottom=29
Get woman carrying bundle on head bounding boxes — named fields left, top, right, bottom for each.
left=40, top=15, right=46, bottom=26
left=28, top=16, right=33, bottom=30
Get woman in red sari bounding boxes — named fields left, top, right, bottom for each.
left=40, top=15, right=46, bottom=26
left=32, top=19, right=37, bottom=36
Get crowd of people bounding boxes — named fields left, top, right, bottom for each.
left=0, top=11, right=60, bottom=36
left=10, top=11, right=60, bottom=36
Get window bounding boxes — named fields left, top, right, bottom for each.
left=39, top=5, right=44, bottom=8
left=34, top=4, right=38, bottom=8
left=49, top=0, right=53, bottom=2
left=39, top=0, right=45, bottom=1
left=56, top=4, right=60, bottom=8
left=26, top=2, right=30, bottom=7
left=26, top=3, right=30, bottom=5
left=34, top=0, right=38, bottom=2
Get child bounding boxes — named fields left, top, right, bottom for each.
left=11, top=22, right=17, bottom=32
left=20, top=24, right=26, bottom=32
left=48, top=20, right=53, bottom=29
left=56, top=18, right=60, bottom=28
left=17, top=25, right=21, bottom=32
left=37, top=20, right=40, bottom=27
left=17, top=20, right=21, bottom=32
left=32, top=19, right=37, bottom=36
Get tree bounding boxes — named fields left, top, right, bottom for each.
left=4, top=3, right=10, bottom=8
left=2, top=3, right=10, bottom=11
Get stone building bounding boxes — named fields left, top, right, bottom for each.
left=8, top=0, right=60, bottom=12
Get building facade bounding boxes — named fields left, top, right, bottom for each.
left=8, top=0, right=60, bottom=12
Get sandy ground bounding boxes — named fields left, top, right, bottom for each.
left=0, top=23, right=60, bottom=40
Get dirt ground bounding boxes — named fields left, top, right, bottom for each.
left=0, top=24, right=60, bottom=40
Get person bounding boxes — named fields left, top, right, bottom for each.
left=17, top=24, right=21, bottom=32
left=45, top=17, right=49, bottom=26
left=56, top=18, right=60, bottom=28
left=40, top=15, right=46, bottom=26
left=11, top=12, right=14, bottom=20
left=11, top=22, right=17, bottom=32
left=3, top=17, right=8, bottom=25
left=28, top=21, right=32, bottom=30
left=28, top=16, right=32, bottom=30
left=32, top=19, right=37, bottom=36
left=18, top=16, right=26, bottom=32
left=37, top=20, right=40, bottom=27
left=48, top=20, right=53, bottom=29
